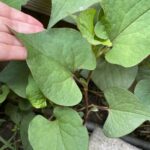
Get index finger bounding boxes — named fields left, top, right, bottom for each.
left=0, top=2, right=43, bottom=27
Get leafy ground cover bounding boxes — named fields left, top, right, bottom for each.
left=0, top=0, right=150, bottom=149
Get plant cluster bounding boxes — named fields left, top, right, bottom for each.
left=0, top=0, right=150, bottom=150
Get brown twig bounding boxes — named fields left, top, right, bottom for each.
left=83, top=71, right=93, bottom=124
left=87, top=71, right=93, bottom=85
left=83, top=88, right=89, bottom=124
left=88, top=89, right=103, bottom=97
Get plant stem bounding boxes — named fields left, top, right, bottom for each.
left=73, top=75, right=85, bottom=87
left=87, top=71, right=93, bottom=85
left=78, top=104, right=94, bottom=111
left=96, top=46, right=109, bottom=58
left=83, top=71, right=93, bottom=124
left=96, top=105, right=108, bottom=111
left=48, top=115, right=54, bottom=121
left=83, top=88, right=88, bottom=124
left=79, top=104, right=108, bottom=112
left=88, top=89, right=103, bottom=97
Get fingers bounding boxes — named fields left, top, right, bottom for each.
left=0, top=23, right=9, bottom=33
left=0, top=30, right=27, bottom=61
left=0, top=43, right=27, bottom=61
left=0, top=17, right=44, bottom=33
left=0, top=2, right=43, bottom=27
left=0, top=2, right=45, bottom=61
left=0, top=32, right=23, bottom=46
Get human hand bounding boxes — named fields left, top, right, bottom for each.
left=0, top=2, right=44, bottom=61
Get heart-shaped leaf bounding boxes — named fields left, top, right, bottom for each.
left=26, top=75, right=47, bottom=109
left=134, top=79, right=150, bottom=105
left=77, top=9, right=112, bottom=46
left=77, top=9, right=98, bottom=45
left=104, top=87, right=150, bottom=137
left=49, top=0, right=100, bottom=28
left=92, top=59, right=137, bottom=91
left=20, top=112, right=35, bottom=150
left=94, top=21, right=108, bottom=40
left=1, top=0, right=28, bottom=9
left=0, top=61, right=29, bottom=98
left=28, top=107, right=89, bottom=150
left=16, top=28, right=96, bottom=106
left=100, top=0, right=150, bottom=67
left=0, top=85, right=9, bottom=103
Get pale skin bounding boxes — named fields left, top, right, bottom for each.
left=0, top=2, right=44, bottom=61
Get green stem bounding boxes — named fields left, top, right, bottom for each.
left=96, top=46, right=109, bottom=59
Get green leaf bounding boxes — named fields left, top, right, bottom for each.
left=28, top=107, right=89, bottom=150
left=100, top=0, right=150, bottom=67
left=16, top=28, right=96, bottom=106
left=94, top=21, right=108, bottom=40
left=26, top=75, right=47, bottom=109
left=20, top=112, right=34, bottom=150
left=0, top=119, right=5, bottom=126
left=136, top=60, right=150, bottom=81
left=19, top=99, right=32, bottom=111
left=77, top=9, right=112, bottom=46
left=1, top=0, right=28, bottom=10
left=134, top=79, right=150, bottom=105
left=49, top=0, right=100, bottom=27
left=5, top=103, right=22, bottom=124
left=0, top=85, right=9, bottom=103
left=77, top=9, right=97, bottom=45
left=92, top=59, right=137, bottom=91
left=0, top=61, right=29, bottom=98
left=104, top=87, right=150, bottom=137
left=137, top=66, right=150, bottom=81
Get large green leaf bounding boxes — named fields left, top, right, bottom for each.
left=92, top=59, right=137, bottom=91
left=1, top=0, right=28, bottom=9
left=0, top=85, right=9, bottom=104
left=28, top=107, right=89, bottom=150
left=20, top=112, right=34, bottom=150
left=100, top=0, right=150, bottom=67
left=77, top=9, right=112, bottom=46
left=104, top=87, right=150, bottom=137
left=134, top=79, right=150, bottom=105
left=16, top=28, right=96, bottom=106
left=0, top=61, right=29, bottom=98
left=48, top=0, right=100, bottom=27
left=26, top=75, right=47, bottom=109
